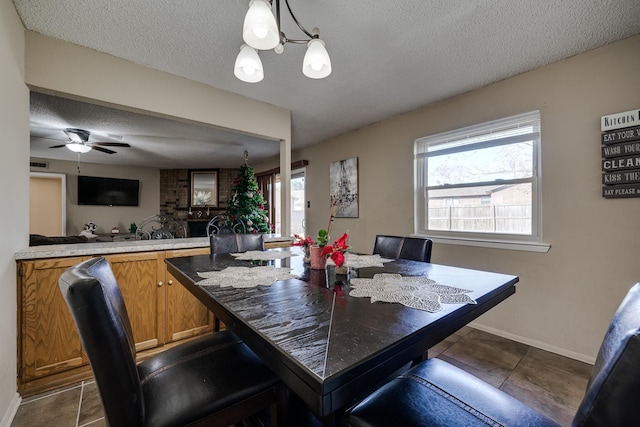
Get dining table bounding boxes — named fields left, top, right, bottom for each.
left=165, top=249, right=518, bottom=425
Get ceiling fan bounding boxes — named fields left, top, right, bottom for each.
left=49, top=128, right=131, bottom=154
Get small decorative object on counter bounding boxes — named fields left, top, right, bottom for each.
left=111, top=226, right=120, bottom=234
left=79, top=221, right=98, bottom=239
left=129, top=222, right=137, bottom=233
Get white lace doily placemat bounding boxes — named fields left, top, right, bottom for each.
left=349, top=273, right=476, bottom=312
left=197, top=266, right=298, bottom=288
left=341, top=253, right=394, bottom=268
left=231, top=250, right=297, bottom=260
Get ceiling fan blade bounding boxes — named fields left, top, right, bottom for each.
left=92, top=142, right=131, bottom=147
left=49, top=144, right=67, bottom=148
left=92, top=146, right=117, bottom=154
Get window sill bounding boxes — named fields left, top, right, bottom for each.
left=414, top=235, right=550, bottom=253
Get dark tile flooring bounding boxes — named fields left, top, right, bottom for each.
left=11, top=327, right=592, bottom=427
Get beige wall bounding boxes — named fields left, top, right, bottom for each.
left=30, top=159, right=160, bottom=235
left=296, top=35, right=640, bottom=363
left=0, top=0, right=29, bottom=423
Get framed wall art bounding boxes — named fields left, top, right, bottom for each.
left=330, top=157, right=359, bottom=218
left=189, top=169, right=219, bottom=208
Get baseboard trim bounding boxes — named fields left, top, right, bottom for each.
left=469, top=322, right=596, bottom=365
left=0, top=392, right=21, bottom=427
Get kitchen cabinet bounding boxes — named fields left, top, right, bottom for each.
left=17, top=247, right=213, bottom=396
left=164, top=248, right=214, bottom=342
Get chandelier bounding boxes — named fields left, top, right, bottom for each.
left=234, top=0, right=332, bottom=83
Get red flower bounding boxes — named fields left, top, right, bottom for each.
left=293, top=234, right=314, bottom=247
left=334, top=232, right=349, bottom=250
left=321, top=232, right=350, bottom=266
left=331, top=251, right=345, bottom=267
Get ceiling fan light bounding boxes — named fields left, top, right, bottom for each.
left=303, top=38, right=331, bottom=79
left=243, top=0, right=279, bottom=50
left=66, top=143, right=92, bottom=153
left=234, top=44, right=264, bottom=83
left=64, top=128, right=90, bottom=143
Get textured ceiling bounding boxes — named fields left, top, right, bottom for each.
left=14, top=0, right=640, bottom=168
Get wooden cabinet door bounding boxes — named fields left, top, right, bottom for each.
left=20, top=257, right=88, bottom=381
left=104, top=252, right=164, bottom=351
left=164, top=248, right=213, bottom=342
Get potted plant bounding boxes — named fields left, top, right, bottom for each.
left=310, top=229, right=329, bottom=269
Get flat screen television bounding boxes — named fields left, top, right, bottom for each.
left=78, top=175, right=140, bottom=206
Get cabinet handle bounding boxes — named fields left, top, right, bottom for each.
left=168, top=280, right=173, bottom=286
left=158, top=281, right=163, bottom=287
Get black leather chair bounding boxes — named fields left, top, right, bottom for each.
left=211, top=233, right=265, bottom=254
left=349, top=282, right=640, bottom=427
left=59, top=256, right=284, bottom=427
left=373, top=235, right=433, bottom=263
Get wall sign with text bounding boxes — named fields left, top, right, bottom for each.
left=601, top=108, right=640, bottom=198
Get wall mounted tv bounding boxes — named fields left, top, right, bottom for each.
left=78, top=175, right=140, bottom=206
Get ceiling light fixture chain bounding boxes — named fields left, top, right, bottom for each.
left=234, top=0, right=331, bottom=83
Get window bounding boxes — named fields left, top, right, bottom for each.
left=415, top=111, right=542, bottom=247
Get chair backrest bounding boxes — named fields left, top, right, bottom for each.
left=373, top=235, right=403, bottom=259
left=206, top=214, right=246, bottom=236
left=373, top=235, right=433, bottom=263
left=399, top=237, right=433, bottom=263
left=572, top=283, right=640, bottom=426
left=211, top=233, right=265, bottom=254
left=58, top=257, right=144, bottom=427
left=135, top=214, right=186, bottom=240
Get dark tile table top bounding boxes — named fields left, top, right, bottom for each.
left=166, top=252, right=518, bottom=417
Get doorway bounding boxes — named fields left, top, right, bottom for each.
left=30, top=172, right=66, bottom=236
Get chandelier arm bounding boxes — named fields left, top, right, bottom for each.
left=282, top=38, right=310, bottom=44
left=275, top=0, right=282, bottom=35
left=283, top=0, right=316, bottom=40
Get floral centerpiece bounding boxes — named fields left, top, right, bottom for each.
left=321, top=232, right=350, bottom=273
left=305, top=194, right=351, bottom=270
left=292, top=234, right=314, bottom=263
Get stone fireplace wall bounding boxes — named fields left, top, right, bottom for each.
left=160, top=168, right=236, bottom=236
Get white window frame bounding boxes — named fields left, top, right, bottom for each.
left=414, top=111, right=549, bottom=252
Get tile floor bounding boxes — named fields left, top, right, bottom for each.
left=11, top=327, right=593, bottom=427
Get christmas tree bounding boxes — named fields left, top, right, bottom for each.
left=228, top=154, right=272, bottom=233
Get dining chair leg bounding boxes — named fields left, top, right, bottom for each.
left=272, top=384, right=288, bottom=427
left=411, top=350, right=428, bottom=367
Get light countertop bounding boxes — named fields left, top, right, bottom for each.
left=15, top=234, right=291, bottom=261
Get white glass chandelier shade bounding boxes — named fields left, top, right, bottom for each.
left=302, top=38, right=331, bottom=79
left=66, top=143, right=92, bottom=153
left=234, top=44, right=264, bottom=83
left=243, top=0, right=279, bottom=50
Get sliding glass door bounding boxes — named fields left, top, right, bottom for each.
left=258, top=164, right=306, bottom=236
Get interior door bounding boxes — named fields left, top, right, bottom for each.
left=30, top=173, right=66, bottom=236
